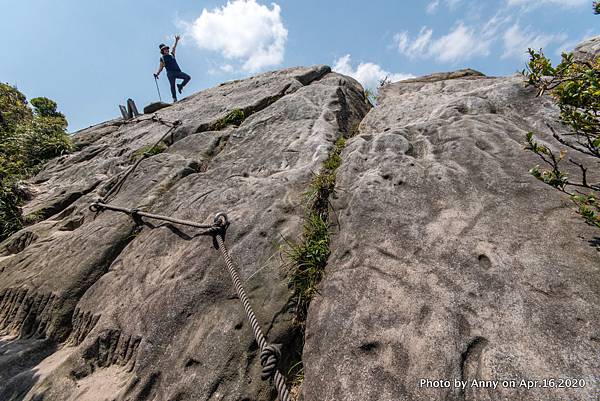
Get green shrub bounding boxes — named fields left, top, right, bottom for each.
left=0, top=84, right=72, bottom=241
left=0, top=83, right=32, bottom=130
left=523, top=46, right=599, bottom=229
left=0, top=182, right=23, bottom=239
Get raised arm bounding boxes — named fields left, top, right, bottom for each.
left=172, top=35, right=180, bottom=57
left=155, top=60, right=164, bottom=78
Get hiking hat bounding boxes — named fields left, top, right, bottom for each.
left=159, top=43, right=169, bottom=52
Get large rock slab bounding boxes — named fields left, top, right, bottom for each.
left=0, top=153, right=199, bottom=400
left=0, top=66, right=368, bottom=400
left=20, top=66, right=332, bottom=222
left=303, top=72, right=600, bottom=401
left=3, top=53, right=599, bottom=401
left=573, top=35, right=600, bottom=62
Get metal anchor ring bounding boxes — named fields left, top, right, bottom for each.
left=213, top=212, right=229, bottom=227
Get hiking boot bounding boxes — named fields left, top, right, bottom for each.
left=177, top=83, right=183, bottom=94
left=172, top=97, right=177, bottom=103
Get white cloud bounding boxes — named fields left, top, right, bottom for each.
left=395, top=1, right=583, bottom=64
left=183, top=0, right=287, bottom=72
left=395, top=24, right=490, bottom=63
left=426, top=0, right=440, bottom=13
left=332, top=54, right=414, bottom=90
left=481, top=12, right=513, bottom=38
left=395, top=27, right=434, bottom=58
left=220, top=64, right=234, bottom=73
left=502, top=23, right=567, bottom=59
left=555, top=29, right=597, bottom=56
left=555, top=39, right=580, bottom=56
left=429, top=23, right=490, bottom=62
left=426, top=0, right=463, bottom=13
left=446, top=0, right=464, bottom=9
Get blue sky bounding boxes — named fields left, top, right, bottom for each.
left=1, top=0, right=598, bottom=132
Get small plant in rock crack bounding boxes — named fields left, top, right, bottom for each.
left=379, top=75, right=392, bottom=87
left=21, top=210, right=45, bottom=225
left=131, top=141, right=168, bottom=161
left=283, top=136, right=347, bottom=325
left=287, top=360, right=305, bottom=401
left=210, top=108, right=246, bottom=130
left=322, top=138, right=345, bottom=171
left=283, top=212, right=330, bottom=324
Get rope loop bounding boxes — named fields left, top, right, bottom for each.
left=89, top=200, right=105, bottom=213
left=213, top=212, right=229, bottom=228
left=259, top=344, right=281, bottom=381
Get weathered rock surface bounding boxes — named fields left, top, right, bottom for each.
left=0, top=65, right=368, bottom=400
left=303, top=70, right=600, bottom=400
left=573, top=35, right=600, bottom=62
left=1, top=37, right=599, bottom=401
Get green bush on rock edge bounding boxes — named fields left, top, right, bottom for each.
left=0, top=83, right=73, bottom=241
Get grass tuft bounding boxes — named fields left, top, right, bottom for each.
left=283, top=136, right=347, bottom=325
left=131, top=141, right=167, bottom=161
left=210, top=109, right=246, bottom=131
left=287, top=361, right=305, bottom=401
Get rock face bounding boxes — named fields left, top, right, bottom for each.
left=1, top=43, right=599, bottom=401
left=0, top=66, right=368, bottom=400
left=573, top=35, right=600, bottom=62
left=302, top=71, right=600, bottom=400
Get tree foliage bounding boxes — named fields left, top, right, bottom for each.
left=0, top=84, right=73, bottom=241
left=523, top=47, right=600, bottom=229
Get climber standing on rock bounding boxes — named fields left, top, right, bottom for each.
left=154, top=35, right=191, bottom=103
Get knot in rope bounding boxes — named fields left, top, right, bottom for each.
left=260, top=344, right=281, bottom=381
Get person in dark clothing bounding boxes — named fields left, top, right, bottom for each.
left=154, top=35, right=191, bottom=102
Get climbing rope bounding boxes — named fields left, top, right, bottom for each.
left=101, top=115, right=181, bottom=203
left=214, top=234, right=290, bottom=401
left=89, top=202, right=217, bottom=233
left=89, top=202, right=291, bottom=401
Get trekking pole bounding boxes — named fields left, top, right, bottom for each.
left=154, top=75, right=162, bottom=102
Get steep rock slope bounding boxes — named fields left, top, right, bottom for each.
left=0, top=66, right=368, bottom=400
left=2, top=38, right=599, bottom=401
left=303, top=69, right=600, bottom=400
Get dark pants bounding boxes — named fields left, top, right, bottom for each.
left=167, top=71, right=191, bottom=101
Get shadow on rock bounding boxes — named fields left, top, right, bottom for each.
left=139, top=220, right=212, bottom=241
left=0, top=337, right=57, bottom=401
left=589, top=236, right=600, bottom=251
